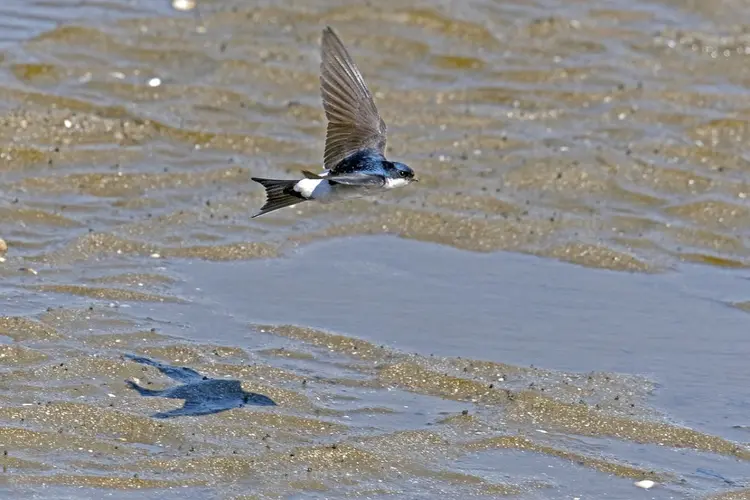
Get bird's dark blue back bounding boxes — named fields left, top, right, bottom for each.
left=329, top=148, right=388, bottom=175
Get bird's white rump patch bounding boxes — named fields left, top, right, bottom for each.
left=294, top=178, right=332, bottom=200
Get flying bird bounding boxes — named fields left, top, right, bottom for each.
left=251, top=27, right=418, bottom=218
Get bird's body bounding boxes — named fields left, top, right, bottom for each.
left=251, top=27, right=417, bottom=218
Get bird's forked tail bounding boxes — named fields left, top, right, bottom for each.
left=251, top=177, right=306, bottom=218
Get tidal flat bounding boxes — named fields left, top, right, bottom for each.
left=1, top=0, right=750, bottom=498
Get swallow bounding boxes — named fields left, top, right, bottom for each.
left=250, top=26, right=418, bottom=218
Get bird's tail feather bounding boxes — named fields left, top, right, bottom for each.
left=251, top=177, right=306, bottom=218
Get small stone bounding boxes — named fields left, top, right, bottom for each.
left=634, top=480, right=655, bottom=489
left=172, top=0, right=196, bottom=11
left=0, top=238, right=7, bottom=255
left=147, top=77, right=162, bottom=87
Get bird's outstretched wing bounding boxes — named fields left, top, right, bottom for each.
left=320, top=26, right=388, bottom=172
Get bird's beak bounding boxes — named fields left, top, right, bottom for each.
left=413, top=178, right=420, bottom=182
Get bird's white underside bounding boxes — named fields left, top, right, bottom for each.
left=293, top=175, right=409, bottom=202
left=384, top=177, right=410, bottom=189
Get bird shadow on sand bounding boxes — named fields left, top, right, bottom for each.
left=123, top=354, right=276, bottom=418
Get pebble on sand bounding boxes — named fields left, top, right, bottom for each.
left=634, top=480, right=655, bottom=489
left=172, top=0, right=196, bottom=11
left=0, top=237, right=7, bottom=255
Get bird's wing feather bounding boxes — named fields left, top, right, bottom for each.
left=301, top=170, right=324, bottom=179
left=326, top=172, right=385, bottom=187
left=320, top=27, right=387, bottom=172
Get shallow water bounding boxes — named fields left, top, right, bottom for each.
left=179, top=236, right=750, bottom=440
left=1, top=0, right=750, bottom=498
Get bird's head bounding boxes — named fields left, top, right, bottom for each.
left=385, top=161, right=418, bottom=188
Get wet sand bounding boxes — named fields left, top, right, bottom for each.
left=3, top=236, right=750, bottom=498
left=1, top=0, right=750, bottom=498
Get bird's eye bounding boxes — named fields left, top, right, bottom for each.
left=400, top=170, right=410, bottom=178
